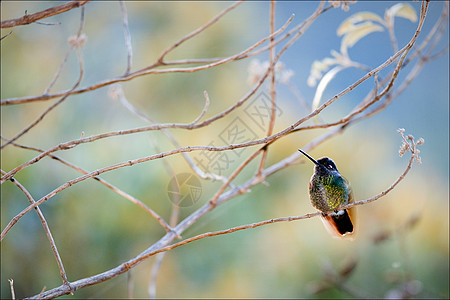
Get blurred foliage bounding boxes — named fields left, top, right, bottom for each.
left=1, top=1, right=449, bottom=299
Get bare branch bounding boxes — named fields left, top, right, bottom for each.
left=0, top=1, right=90, bottom=28
left=192, top=91, right=211, bottom=125
left=44, top=45, right=75, bottom=94
left=1, top=11, right=294, bottom=106
left=34, top=20, right=62, bottom=26
left=209, top=146, right=263, bottom=207
left=257, top=0, right=277, bottom=177
left=127, top=271, right=134, bottom=299
left=292, top=1, right=428, bottom=133
left=1, top=31, right=13, bottom=41
left=148, top=253, right=166, bottom=298
left=2, top=108, right=348, bottom=243
left=2, top=1, right=438, bottom=298
left=0, top=17, right=292, bottom=182
left=155, top=1, right=244, bottom=64
left=1, top=170, right=71, bottom=288
left=119, top=0, right=133, bottom=75
left=267, top=0, right=277, bottom=138
left=408, top=1, right=448, bottom=62
left=26, top=130, right=421, bottom=299
left=1, top=6, right=87, bottom=149
left=341, top=131, right=422, bottom=211
left=0, top=26, right=423, bottom=184
left=0, top=136, right=174, bottom=234
left=9, top=279, right=15, bottom=300
left=110, top=84, right=230, bottom=185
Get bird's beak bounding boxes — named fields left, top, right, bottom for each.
left=298, top=149, right=319, bottom=165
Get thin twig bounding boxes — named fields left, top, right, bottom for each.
left=1, top=6, right=86, bottom=149
left=147, top=185, right=183, bottom=298
left=9, top=279, right=16, bottom=300
left=127, top=271, right=134, bottom=299
left=1, top=10, right=294, bottom=106
left=407, top=1, right=448, bottom=63
left=119, top=0, right=133, bottom=75
left=267, top=0, right=277, bottom=138
left=298, top=32, right=441, bottom=141
left=148, top=253, right=166, bottom=299
left=235, top=4, right=333, bottom=61
left=209, top=147, right=263, bottom=207
left=311, top=258, right=374, bottom=298
left=1, top=170, right=71, bottom=288
left=387, top=19, right=399, bottom=54
left=0, top=0, right=89, bottom=28
left=37, top=286, right=47, bottom=299
left=44, top=44, right=75, bottom=94
left=0, top=17, right=292, bottom=182
left=422, top=2, right=448, bottom=57
left=1, top=118, right=342, bottom=243
left=120, top=132, right=423, bottom=266
left=27, top=132, right=420, bottom=299
left=34, top=21, right=61, bottom=26
left=1, top=31, right=13, bottom=41
left=2, top=108, right=347, bottom=237
left=2, top=2, right=433, bottom=298
left=1, top=5, right=336, bottom=108
left=44, top=1, right=87, bottom=94
left=342, top=131, right=422, bottom=211
left=0, top=4, right=320, bottom=183
left=111, top=84, right=230, bottom=185
left=192, top=91, right=211, bottom=124
left=23, top=121, right=420, bottom=299
left=257, top=0, right=277, bottom=178
left=114, top=91, right=206, bottom=299
left=147, top=152, right=182, bottom=299
left=0, top=136, right=174, bottom=234
left=0, top=29, right=420, bottom=185
left=155, top=0, right=244, bottom=64
left=292, top=1, right=428, bottom=134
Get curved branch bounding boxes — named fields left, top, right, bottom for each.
left=1, top=6, right=87, bottom=150
left=1, top=1, right=290, bottom=106
left=1, top=170, right=70, bottom=288
left=0, top=32, right=422, bottom=183
left=156, top=0, right=244, bottom=64
left=25, top=129, right=421, bottom=299
left=0, top=12, right=298, bottom=182
left=1, top=0, right=329, bottom=183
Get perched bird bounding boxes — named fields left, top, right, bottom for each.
left=298, top=149, right=355, bottom=238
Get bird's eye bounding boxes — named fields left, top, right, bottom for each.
left=327, top=164, right=333, bottom=169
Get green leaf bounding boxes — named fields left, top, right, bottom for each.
left=337, top=12, right=385, bottom=36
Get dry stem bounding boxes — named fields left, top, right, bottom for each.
left=0, top=1, right=90, bottom=28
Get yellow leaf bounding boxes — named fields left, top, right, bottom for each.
left=337, top=12, right=385, bottom=36
left=386, top=3, right=418, bottom=23
left=340, top=21, right=384, bottom=55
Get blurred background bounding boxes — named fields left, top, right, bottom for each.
left=1, top=1, right=448, bottom=298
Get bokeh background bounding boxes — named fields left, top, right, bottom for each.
left=1, top=1, right=448, bottom=298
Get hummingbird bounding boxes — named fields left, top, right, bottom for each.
left=298, top=149, right=355, bottom=238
